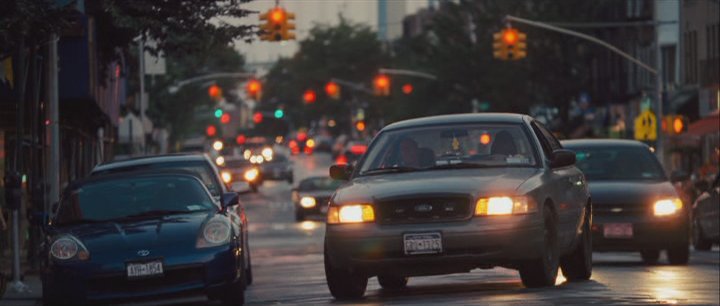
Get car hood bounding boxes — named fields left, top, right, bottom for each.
left=588, top=180, right=678, bottom=204
left=55, top=212, right=212, bottom=260
left=298, top=190, right=335, bottom=198
left=334, top=168, right=539, bottom=203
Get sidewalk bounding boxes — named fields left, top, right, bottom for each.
left=0, top=274, right=41, bottom=306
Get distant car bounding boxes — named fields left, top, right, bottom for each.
left=325, top=114, right=591, bottom=300
left=292, top=176, right=343, bottom=221
left=313, top=135, right=334, bottom=152
left=222, top=157, right=263, bottom=193
left=692, top=173, right=720, bottom=250
left=42, top=171, right=248, bottom=305
left=563, top=139, right=689, bottom=265
left=261, top=153, right=294, bottom=184
left=331, top=134, right=349, bottom=158
left=335, top=141, right=367, bottom=165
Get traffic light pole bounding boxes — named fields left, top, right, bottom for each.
left=167, top=72, right=257, bottom=94
left=503, top=15, right=664, bottom=161
left=378, top=68, right=438, bottom=80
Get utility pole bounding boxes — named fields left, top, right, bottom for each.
left=654, top=13, right=665, bottom=166
left=138, top=39, right=146, bottom=154
left=47, top=34, right=60, bottom=216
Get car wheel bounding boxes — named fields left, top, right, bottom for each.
left=640, top=249, right=660, bottom=265
left=219, top=260, right=246, bottom=306
left=560, top=209, right=592, bottom=281
left=692, top=217, right=713, bottom=251
left=324, top=249, right=367, bottom=300
left=377, top=275, right=408, bottom=290
left=519, top=205, right=559, bottom=288
left=666, top=246, right=690, bottom=265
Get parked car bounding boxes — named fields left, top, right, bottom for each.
left=692, top=173, right=720, bottom=250
left=324, top=113, right=591, bottom=299
left=261, top=153, right=294, bottom=184
left=292, top=176, right=343, bottom=221
left=563, top=139, right=690, bottom=265
left=42, top=171, right=248, bottom=305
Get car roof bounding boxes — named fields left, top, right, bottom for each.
left=68, top=169, right=204, bottom=190
left=561, top=139, right=650, bottom=148
left=93, top=153, right=209, bottom=173
left=382, top=113, right=529, bottom=131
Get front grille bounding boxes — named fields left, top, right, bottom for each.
left=87, top=265, right=205, bottom=295
left=376, top=196, right=472, bottom=224
left=594, top=203, right=648, bottom=216
left=316, top=196, right=330, bottom=207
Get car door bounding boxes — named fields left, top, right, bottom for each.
left=531, top=121, right=586, bottom=249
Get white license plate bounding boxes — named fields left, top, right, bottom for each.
left=403, top=232, right=442, bottom=255
left=603, top=223, right=633, bottom=239
left=127, top=260, right=164, bottom=278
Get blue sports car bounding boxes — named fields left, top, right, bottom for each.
left=41, top=171, right=247, bottom=305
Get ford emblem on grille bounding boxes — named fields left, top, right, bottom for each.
left=414, top=204, right=433, bottom=212
left=137, top=249, right=150, bottom=257
left=611, top=208, right=623, bottom=213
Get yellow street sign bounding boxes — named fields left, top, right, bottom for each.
left=634, top=109, right=657, bottom=141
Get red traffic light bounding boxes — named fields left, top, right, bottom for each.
left=672, top=117, right=684, bottom=134
left=325, top=81, right=340, bottom=99
left=502, top=29, right=518, bottom=45
left=253, top=112, right=263, bottom=124
left=402, top=83, right=413, bottom=95
left=236, top=134, right=247, bottom=145
left=246, top=79, right=262, bottom=100
left=374, top=75, right=390, bottom=89
left=208, top=85, right=222, bottom=99
left=220, top=113, right=231, bottom=124
left=206, top=125, right=217, bottom=137
left=355, top=121, right=366, bottom=132
left=270, top=8, right=285, bottom=23
left=303, top=89, right=317, bottom=104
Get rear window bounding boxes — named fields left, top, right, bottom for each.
left=299, top=177, right=343, bottom=191
left=569, top=146, right=666, bottom=181
left=93, top=160, right=221, bottom=196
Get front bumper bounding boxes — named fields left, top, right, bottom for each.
left=325, top=215, right=544, bottom=277
left=591, top=213, right=689, bottom=251
left=42, top=245, right=241, bottom=303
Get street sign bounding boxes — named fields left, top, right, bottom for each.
left=633, top=109, right=657, bottom=141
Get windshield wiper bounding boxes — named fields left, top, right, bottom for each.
left=55, top=219, right=105, bottom=226
left=114, top=210, right=195, bottom=221
left=362, top=166, right=418, bottom=175
left=427, top=162, right=490, bottom=170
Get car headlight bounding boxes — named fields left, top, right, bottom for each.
left=221, top=171, right=232, bottom=183
left=327, top=204, right=375, bottom=224
left=653, top=198, right=683, bottom=216
left=215, top=156, right=225, bottom=166
left=262, top=147, right=273, bottom=159
left=244, top=168, right=259, bottom=181
left=300, top=197, right=317, bottom=208
left=197, top=219, right=231, bottom=248
left=475, top=196, right=536, bottom=216
left=50, top=235, right=90, bottom=261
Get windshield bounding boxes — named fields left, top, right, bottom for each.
left=55, top=176, right=215, bottom=225
left=571, top=146, right=666, bottom=181
left=359, top=124, right=537, bottom=174
left=94, top=161, right=222, bottom=196
left=298, top=177, right=343, bottom=191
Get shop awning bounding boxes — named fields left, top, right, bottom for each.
left=687, top=110, right=720, bottom=137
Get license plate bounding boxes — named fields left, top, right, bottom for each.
left=403, top=232, right=442, bottom=255
left=603, top=223, right=633, bottom=239
left=127, top=260, right=163, bottom=278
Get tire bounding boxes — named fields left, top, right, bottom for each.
left=640, top=249, right=660, bottom=265
left=692, top=217, right=713, bottom=251
left=377, top=275, right=408, bottom=290
left=220, top=260, right=246, bottom=306
left=666, top=246, right=690, bottom=265
left=560, top=209, right=592, bottom=281
left=519, top=205, right=559, bottom=288
left=324, top=249, right=367, bottom=300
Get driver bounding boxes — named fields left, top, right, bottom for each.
left=398, top=137, right=420, bottom=167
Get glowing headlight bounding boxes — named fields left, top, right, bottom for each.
left=327, top=204, right=375, bottom=224
left=197, top=220, right=231, bottom=248
left=244, top=168, right=259, bottom=181
left=306, top=139, right=316, bottom=148
left=250, top=155, right=264, bottom=164
left=300, top=197, right=317, bottom=208
left=262, top=147, right=274, bottom=159
left=653, top=198, right=683, bottom=216
left=243, top=150, right=252, bottom=160
left=50, top=236, right=89, bottom=261
left=212, top=140, right=224, bottom=151
left=221, top=171, right=232, bottom=183
left=475, top=196, right=536, bottom=216
left=215, top=156, right=225, bottom=166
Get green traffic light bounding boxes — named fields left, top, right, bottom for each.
left=214, top=108, right=223, bottom=118
left=274, top=109, right=284, bottom=118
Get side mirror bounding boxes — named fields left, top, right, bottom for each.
left=670, top=171, right=689, bottom=183
left=221, top=192, right=240, bottom=209
left=330, top=164, right=352, bottom=181
left=551, top=149, right=576, bottom=168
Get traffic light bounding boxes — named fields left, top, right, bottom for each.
left=402, top=83, right=413, bottom=95
left=355, top=120, right=366, bottom=132
left=253, top=112, right=263, bottom=124
left=214, top=108, right=223, bottom=118
left=208, top=84, right=222, bottom=100
left=662, top=115, right=688, bottom=135
left=220, top=113, right=231, bottom=124
left=325, top=81, right=340, bottom=100
left=246, top=79, right=262, bottom=100
left=373, top=74, right=390, bottom=96
left=206, top=125, right=217, bottom=137
left=274, top=109, right=284, bottom=118
left=303, top=89, right=317, bottom=104
left=259, top=7, right=296, bottom=41
left=493, top=27, right=527, bottom=60
left=236, top=134, right=247, bottom=145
